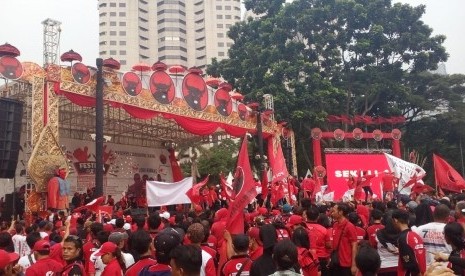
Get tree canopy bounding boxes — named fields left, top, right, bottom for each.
left=207, top=0, right=465, bottom=176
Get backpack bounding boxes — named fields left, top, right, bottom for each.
left=139, top=265, right=171, bottom=276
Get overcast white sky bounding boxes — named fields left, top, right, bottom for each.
left=1, top=0, right=463, bottom=74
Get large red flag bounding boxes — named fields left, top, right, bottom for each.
left=185, top=175, right=210, bottom=205
left=433, top=154, right=465, bottom=193
left=169, top=149, right=184, bottom=182
left=267, top=137, right=289, bottom=185
left=73, top=196, right=105, bottom=213
left=219, top=172, right=232, bottom=201
left=226, top=136, right=257, bottom=234
left=261, top=168, right=269, bottom=199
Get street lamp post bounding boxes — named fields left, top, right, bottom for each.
left=95, top=58, right=104, bottom=197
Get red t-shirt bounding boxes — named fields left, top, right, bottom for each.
left=125, top=256, right=157, bottom=276
left=306, top=222, right=328, bottom=259
left=249, top=246, right=263, bottom=261
left=397, top=230, right=426, bottom=276
left=101, top=258, right=123, bottom=276
left=332, top=219, right=357, bottom=267
left=221, top=255, right=252, bottom=276
left=366, top=223, right=384, bottom=248
left=382, top=175, right=394, bottom=191
left=297, top=247, right=318, bottom=276
left=201, top=244, right=217, bottom=261
left=25, top=257, right=62, bottom=276
left=355, top=226, right=367, bottom=242
left=83, top=240, right=99, bottom=274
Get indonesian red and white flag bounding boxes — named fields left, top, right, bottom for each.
left=226, top=136, right=258, bottom=235
left=384, top=153, right=426, bottom=195
left=433, top=154, right=465, bottom=193
left=146, top=177, right=193, bottom=206
left=73, top=196, right=105, bottom=213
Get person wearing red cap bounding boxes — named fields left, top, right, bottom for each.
left=286, top=215, right=305, bottom=234
left=247, top=227, right=263, bottom=261
left=94, top=242, right=125, bottom=276
left=0, top=249, right=20, bottom=275
left=25, top=240, right=62, bottom=276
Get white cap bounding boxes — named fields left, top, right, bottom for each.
left=123, top=223, right=131, bottom=230
left=160, top=211, right=170, bottom=220
left=384, top=170, right=390, bottom=173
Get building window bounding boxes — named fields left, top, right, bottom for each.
left=99, top=41, right=106, bottom=45
left=119, top=31, right=126, bottom=36
left=99, top=31, right=107, bottom=36
left=225, top=6, right=231, bottom=10
left=140, top=45, right=149, bottom=49
left=157, top=9, right=186, bottom=16
left=99, top=3, right=107, bottom=8
left=110, top=12, right=116, bottom=16
left=218, top=42, right=224, bottom=47
left=226, top=24, right=232, bottom=28
left=99, top=22, right=106, bottom=26
left=218, top=52, right=225, bottom=56
left=119, top=12, right=126, bottom=17
left=110, top=50, right=116, bottom=55
left=120, top=60, right=127, bottom=65
left=139, top=8, right=148, bottom=14
left=217, top=33, right=224, bottom=38
left=119, top=22, right=126, bottom=26
left=110, top=41, right=117, bottom=45
left=216, top=5, right=222, bottom=10
left=110, top=2, right=116, bottom=7
left=99, top=12, right=107, bottom=17
left=120, top=41, right=126, bottom=46
left=217, top=15, right=223, bottom=19
left=110, top=21, right=116, bottom=26
left=217, top=24, right=223, bottom=28
left=99, top=51, right=107, bottom=55
left=234, top=16, right=240, bottom=20
left=120, top=50, right=127, bottom=55
left=119, top=3, right=126, bottom=7
left=227, top=42, right=232, bottom=47
left=140, top=27, right=148, bottom=31
left=225, top=15, right=231, bottom=19
left=110, top=31, right=117, bottom=36
left=139, top=17, right=148, bottom=22
left=234, top=6, right=240, bottom=11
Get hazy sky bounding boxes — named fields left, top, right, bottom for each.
left=1, top=0, right=463, bottom=74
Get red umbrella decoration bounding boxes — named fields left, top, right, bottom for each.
left=60, top=49, right=82, bottom=63
left=168, top=65, right=186, bottom=74
left=103, top=57, right=120, bottom=70
left=205, top=77, right=221, bottom=88
left=188, top=66, right=203, bottom=75
left=219, top=82, right=233, bottom=91
left=0, top=43, right=20, bottom=57
left=132, top=62, right=151, bottom=73
left=230, top=91, right=244, bottom=101
left=152, top=61, right=167, bottom=71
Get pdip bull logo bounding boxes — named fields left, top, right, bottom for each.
left=183, top=77, right=207, bottom=111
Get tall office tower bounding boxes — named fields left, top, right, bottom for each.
left=98, top=0, right=241, bottom=71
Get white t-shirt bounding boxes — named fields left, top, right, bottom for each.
left=376, top=239, right=398, bottom=269
left=17, top=253, right=36, bottom=272
left=90, top=249, right=134, bottom=276
left=12, top=234, right=30, bottom=257
left=412, top=222, right=452, bottom=265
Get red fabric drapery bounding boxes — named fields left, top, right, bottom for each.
left=56, top=87, right=273, bottom=138
left=169, top=149, right=184, bottom=182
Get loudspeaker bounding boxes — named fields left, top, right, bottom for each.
left=0, top=98, right=23, bottom=179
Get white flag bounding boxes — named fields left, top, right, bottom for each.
left=146, top=177, right=193, bottom=206
left=384, top=153, right=426, bottom=194
left=305, top=168, right=312, bottom=178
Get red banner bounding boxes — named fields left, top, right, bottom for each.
left=325, top=154, right=390, bottom=200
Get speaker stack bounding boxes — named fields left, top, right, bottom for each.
left=0, top=98, right=23, bottom=179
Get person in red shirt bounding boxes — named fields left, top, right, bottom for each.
left=455, top=201, right=465, bottom=226
left=221, top=234, right=252, bottom=276
left=347, top=213, right=367, bottom=242
left=125, top=231, right=157, bottom=276
left=381, top=170, right=395, bottom=200
left=329, top=203, right=358, bottom=276
left=0, top=249, right=20, bottom=275
left=366, top=209, right=384, bottom=248
left=94, top=242, right=125, bottom=276
left=60, top=235, right=86, bottom=275
left=186, top=223, right=216, bottom=276
left=392, top=209, right=426, bottom=276
left=248, top=227, right=263, bottom=261
left=83, top=222, right=103, bottom=275
left=25, top=240, right=62, bottom=276
left=292, top=227, right=319, bottom=276
left=304, top=206, right=329, bottom=272
left=140, top=232, right=181, bottom=275
left=301, top=176, right=315, bottom=199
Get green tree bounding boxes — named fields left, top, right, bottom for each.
left=207, top=0, right=451, bottom=176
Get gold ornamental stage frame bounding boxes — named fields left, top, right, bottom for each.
left=1, top=58, right=297, bottom=215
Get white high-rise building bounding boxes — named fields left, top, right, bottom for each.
left=97, top=0, right=241, bottom=71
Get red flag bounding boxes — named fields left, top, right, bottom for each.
left=185, top=175, right=209, bottom=205
left=411, top=182, right=434, bottom=195
left=267, top=137, right=289, bottom=185
left=169, top=149, right=184, bottom=182
left=98, top=206, right=113, bottom=223
left=226, top=136, right=258, bottom=234
left=219, top=172, right=232, bottom=201
left=433, top=154, right=465, bottom=193
left=311, top=174, right=322, bottom=200
left=271, top=182, right=285, bottom=206
left=73, top=196, right=105, bottom=213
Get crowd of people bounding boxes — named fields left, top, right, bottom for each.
left=0, top=187, right=464, bottom=276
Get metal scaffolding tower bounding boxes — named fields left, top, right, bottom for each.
left=42, top=18, right=62, bottom=67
